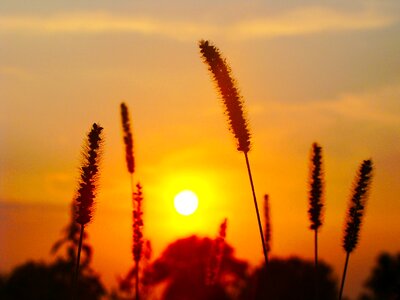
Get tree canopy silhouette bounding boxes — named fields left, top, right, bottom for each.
left=359, top=252, right=400, bottom=300
left=240, top=257, right=338, bottom=300
left=0, top=203, right=105, bottom=300
left=142, top=235, right=248, bottom=300
left=0, top=260, right=104, bottom=300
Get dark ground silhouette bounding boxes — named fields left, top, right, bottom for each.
left=0, top=204, right=105, bottom=300
left=1, top=231, right=399, bottom=300
left=0, top=260, right=104, bottom=300
left=359, top=252, right=400, bottom=300
left=239, top=257, right=338, bottom=300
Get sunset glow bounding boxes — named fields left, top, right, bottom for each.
left=1, top=1, right=400, bottom=299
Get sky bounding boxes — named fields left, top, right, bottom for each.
left=1, top=1, right=400, bottom=299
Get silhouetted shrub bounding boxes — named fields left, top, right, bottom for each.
left=240, top=257, right=338, bottom=300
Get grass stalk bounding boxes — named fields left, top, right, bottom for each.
left=71, top=224, right=84, bottom=300
left=199, top=40, right=268, bottom=266
left=308, top=143, right=324, bottom=300
left=339, top=159, right=373, bottom=300
left=207, top=218, right=228, bottom=286
left=245, top=152, right=269, bottom=265
left=338, top=252, right=350, bottom=300
left=71, top=123, right=103, bottom=300
left=263, top=194, right=271, bottom=266
left=132, top=183, right=144, bottom=300
left=314, top=228, right=319, bottom=300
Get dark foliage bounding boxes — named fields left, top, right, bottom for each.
left=0, top=260, right=105, bottom=300
left=143, top=235, right=248, bottom=300
left=240, top=257, right=338, bottom=300
left=359, top=252, right=400, bottom=300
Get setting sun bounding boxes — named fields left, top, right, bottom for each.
left=174, top=190, right=199, bottom=216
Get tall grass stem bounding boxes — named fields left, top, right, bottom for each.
left=71, top=224, right=85, bottom=300
left=244, top=152, right=268, bottom=265
left=338, top=252, right=350, bottom=300
left=314, top=229, right=319, bottom=300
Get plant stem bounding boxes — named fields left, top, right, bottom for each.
left=135, top=262, right=140, bottom=300
left=130, top=173, right=140, bottom=300
left=339, top=252, right=350, bottom=300
left=314, top=229, right=319, bottom=300
left=244, top=152, right=268, bottom=266
left=72, top=223, right=85, bottom=300
left=130, top=174, right=134, bottom=199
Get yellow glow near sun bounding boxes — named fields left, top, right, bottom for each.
left=174, top=190, right=199, bottom=216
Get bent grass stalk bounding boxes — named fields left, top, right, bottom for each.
left=339, top=159, right=373, bottom=300
left=72, top=123, right=103, bottom=300
left=308, top=143, right=324, bottom=300
left=199, top=40, right=268, bottom=266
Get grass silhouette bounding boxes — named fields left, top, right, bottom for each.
left=308, top=142, right=325, bottom=300
left=263, top=194, right=272, bottom=264
left=132, top=183, right=144, bottom=300
left=72, top=123, right=103, bottom=300
left=207, top=218, right=228, bottom=287
left=198, top=39, right=268, bottom=267
left=120, top=102, right=146, bottom=300
left=339, top=159, right=373, bottom=300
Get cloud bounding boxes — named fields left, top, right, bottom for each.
left=0, top=66, right=32, bottom=80
left=0, top=12, right=216, bottom=41
left=253, top=80, right=400, bottom=129
left=233, top=7, right=397, bottom=39
left=0, top=7, right=397, bottom=41
left=321, top=82, right=400, bottom=126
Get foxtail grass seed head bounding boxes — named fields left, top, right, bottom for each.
left=133, top=183, right=144, bottom=263
left=120, top=102, right=135, bottom=174
left=343, top=159, right=373, bottom=253
left=75, top=123, right=103, bottom=225
left=199, top=40, right=251, bottom=153
left=308, top=143, right=324, bottom=230
left=264, top=194, right=272, bottom=253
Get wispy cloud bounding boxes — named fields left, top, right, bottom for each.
left=253, top=80, right=400, bottom=128
left=0, top=12, right=216, bottom=40
left=0, top=7, right=397, bottom=40
left=321, top=82, right=400, bottom=126
left=233, top=7, right=397, bottom=39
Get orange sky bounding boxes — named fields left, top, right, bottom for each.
left=1, top=1, right=400, bottom=299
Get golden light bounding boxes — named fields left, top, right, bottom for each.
left=174, top=190, right=199, bottom=216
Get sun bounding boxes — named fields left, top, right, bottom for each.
left=174, top=190, right=199, bottom=216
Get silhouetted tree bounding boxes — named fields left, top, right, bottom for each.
left=0, top=183, right=106, bottom=300
left=0, top=201, right=105, bottom=300
left=359, top=252, right=400, bottom=300
left=142, top=235, right=248, bottom=300
left=240, top=257, right=338, bottom=300
left=0, top=260, right=104, bottom=300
